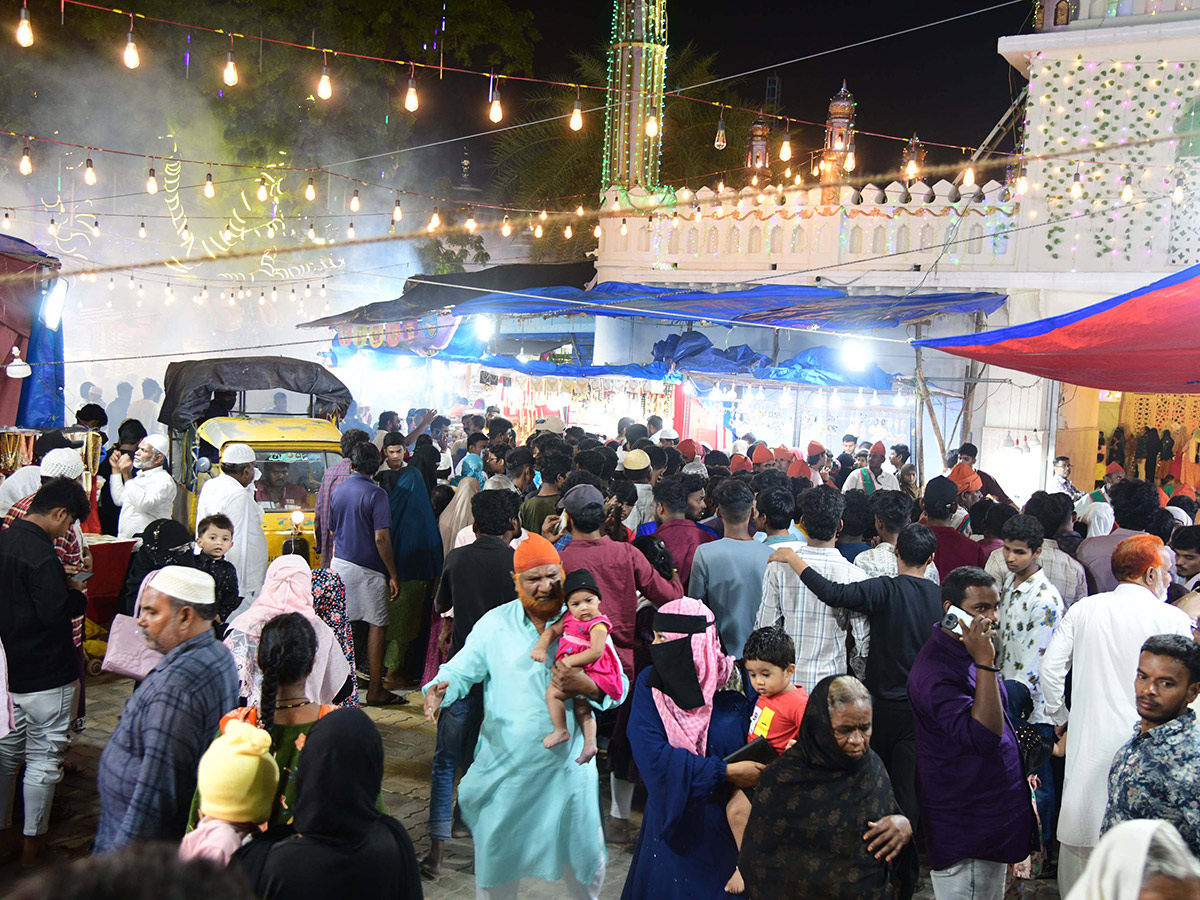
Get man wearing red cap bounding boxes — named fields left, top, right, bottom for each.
left=677, top=439, right=699, bottom=462
left=730, top=454, right=752, bottom=474
left=957, top=442, right=1014, bottom=508
left=424, top=533, right=626, bottom=899
left=1076, top=462, right=1126, bottom=513
left=750, top=444, right=775, bottom=473
left=841, top=441, right=900, bottom=496
left=947, top=462, right=985, bottom=535
left=805, top=441, right=834, bottom=486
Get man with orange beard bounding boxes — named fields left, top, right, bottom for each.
left=423, top=534, right=627, bottom=899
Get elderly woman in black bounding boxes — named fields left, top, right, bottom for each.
left=740, top=675, right=912, bottom=900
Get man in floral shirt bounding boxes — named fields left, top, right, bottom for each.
left=996, top=514, right=1065, bottom=848
left=1103, top=633, right=1200, bottom=856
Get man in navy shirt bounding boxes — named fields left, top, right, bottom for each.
left=328, top=442, right=401, bottom=706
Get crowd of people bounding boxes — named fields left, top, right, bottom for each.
left=0, top=403, right=1196, bottom=900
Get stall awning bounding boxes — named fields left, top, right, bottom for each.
left=914, top=265, right=1200, bottom=393
left=450, top=282, right=1005, bottom=331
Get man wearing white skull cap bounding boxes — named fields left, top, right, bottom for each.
left=109, top=434, right=177, bottom=540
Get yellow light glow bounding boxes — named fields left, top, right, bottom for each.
left=204, top=173, right=215, bottom=198
left=534, top=223, right=543, bottom=238
left=593, top=224, right=602, bottom=238
left=429, top=209, right=440, bottom=230
left=619, top=219, right=628, bottom=236
left=392, top=199, right=402, bottom=221
left=465, top=213, right=477, bottom=233
left=257, top=179, right=268, bottom=202
left=84, top=158, right=96, bottom=185
left=308, top=222, right=316, bottom=239
left=645, top=110, right=659, bottom=138
left=569, top=99, right=582, bottom=131
left=404, top=78, right=419, bottom=112
left=489, top=89, right=503, bottom=123
left=124, top=31, right=139, bottom=68
left=305, top=178, right=316, bottom=202
left=18, top=146, right=31, bottom=176
left=844, top=152, right=856, bottom=172
left=576, top=205, right=584, bottom=217
left=1070, top=174, right=1083, bottom=199
left=47, top=218, right=56, bottom=236
left=138, top=221, right=146, bottom=238
left=223, top=51, right=238, bottom=87
left=317, top=67, right=332, bottom=100
left=501, top=215, right=512, bottom=237
left=564, top=224, right=572, bottom=239
left=350, top=190, right=360, bottom=212
left=16, top=7, right=32, bottom=47
left=146, top=167, right=158, bottom=194
left=780, top=136, right=792, bottom=162
left=905, top=160, right=918, bottom=180
left=347, top=221, right=355, bottom=239
left=1016, top=174, right=1028, bottom=195
left=962, top=167, right=975, bottom=187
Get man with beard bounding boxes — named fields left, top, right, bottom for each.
left=423, top=534, right=626, bottom=899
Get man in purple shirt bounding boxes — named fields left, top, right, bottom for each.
left=908, top=566, right=1035, bottom=900
left=328, top=441, right=402, bottom=706
left=313, top=428, right=369, bottom=568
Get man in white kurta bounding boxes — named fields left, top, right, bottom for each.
left=195, top=443, right=268, bottom=605
left=423, top=534, right=626, bottom=899
left=1040, top=534, right=1194, bottom=896
left=108, top=435, right=177, bottom=539
left=841, top=441, right=901, bottom=496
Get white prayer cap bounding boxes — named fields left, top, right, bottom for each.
left=40, top=448, right=84, bottom=480
left=484, top=475, right=519, bottom=494
left=148, top=566, right=216, bottom=605
left=655, top=427, right=679, bottom=442
left=731, top=440, right=749, bottom=457
left=682, top=461, right=709, bottom=477
left=220, top=443, right=256, bottom=465
left=142, top=434, right=170, bottom=458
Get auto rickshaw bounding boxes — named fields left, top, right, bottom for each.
left=158, top=357, right=353, bottom=564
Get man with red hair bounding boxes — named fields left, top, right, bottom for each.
left=1040, top=533, right=1194, bottom=895
left=423, top=534, right=626, bottom=899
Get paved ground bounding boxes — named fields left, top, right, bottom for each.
left=0, top=675, right=1060, bottom=898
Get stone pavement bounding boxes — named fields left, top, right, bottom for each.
left=0, top=675, right=1059, bottom=899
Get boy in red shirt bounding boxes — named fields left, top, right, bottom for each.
left=725, top=625, right=809, bottom=893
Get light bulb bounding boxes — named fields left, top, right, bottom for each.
left=223, top=49, right=238, bottom=86
left=124, top=30, right=139, bottom=68
left=317, top=65, right=332, bottom=100
left=671, top=213, right=679, bottom=229
left=307, top=222, right=316, bottom=240
left=713, top=206, right=722, bottom=219
left=575, top=204, right=584, bottom=217
left=78, top=158, right=98, bottom=189
left=222, top=222, right=233, bottom=242
left=289, top=288, right=296, bottom=302
left=18, top=144, right=31, bottom=176
left=266, top=222, right=276, bottom=238
left=146, top=167, right=158, bottom=194
left=138, top=221, right=146, bottom=238
left=305, top=177, right=316, bottom=202
left=844, top=151, right=856, bottom=172
left=1070, top=172, right=1083, bottom=199
left=501, top=215, right=512, bottom=237
left=593, top=223, right=602, bottom=238
left=204, top=172, right=215, bottom=198
left=1121, top=175, right=1133, bottom=203
left=258, top=291, right=265, bottom=306
left=610, top=197, right=619, bottom=212
left=564, top=224, right=572, bottom=239
left=620, top=219, right=628, bottom=236
left=137, top=282, right=144, bottom=297
left=1174, top=178, right=1185, bottom=204
left=780, top=132, right=792, bottom=162
left=714, top=116, right=726, bottom=150
left=1016, top=174, right=1028, bottom=195
left=256, top=178, right=268, bottom=202
left=429, top=208, right=440, bottom=230
left=489, top=85, right=503, bottom=123
left=905, top=159, right=918, bottom=180
left=465, top=213, right=476, bottom=233
left=16, top=6, right=32, bottom=47
left=347, top=221, right=355, bottom=239
left=811, top=162, right=820, bottom=177
left=2, top=213, right=10, bottom=230
left=47, top=218, right=56, bottom=236
left=645, top=108, right=659, bottom=138
left=963, top=166, right=976, bottom=187
left=91, top=218, right=100, bottom=236
left=107, top=276, right=114, bottom=291
left=404, top=77, right=419, bottom=112
left=349, top=189, right=360, bottom=213
left=319, top=283, right=326, bottom=298
left=539, top=209, right=548, bottom=221
left=569, top=98, right=582, bottom=131
left=201, top=285, right=208, bottom=300
left=751, top=174, right=758, bottom=186
left=271, top=286, right=278, bottom=302
left=304, top=284, right=312, bottom=298
left=181, top=222, right=190, bottom=241
left=717, top=179, right=724, bottom=193
left=534, top=223, right=543, bottom=238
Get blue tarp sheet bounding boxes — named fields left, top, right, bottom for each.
left=451, top=281, right=1005, bottom=331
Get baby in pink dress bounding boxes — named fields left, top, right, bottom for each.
left=531, top=568, right=623, bottom=765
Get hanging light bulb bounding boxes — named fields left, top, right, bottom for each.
left=1121, top=174, right=1133, bottom=203
left=16, top=3, right=33, bottom=47
left=46, top=218, right=56, bottom=236
left=258, top=291, right=265, bottom=306
left=717, top=177, right=725, bottom=193
left=963, top=166, right=976, bottom=187
left=5, top=348, right=30, bottom=379
left=91, top=218, right=101, bottom=236
left=645, top=108, right=659, bottom=138
left=465, top=210, right=476, bottom=233
left=201, top=285, right=208, bottom=301
left=785, top=166, right=791, bottom=178
left=18, top=143, right=31, bottom=176
left=319, top=283, right=326, bottom=297
left=610, top=197, right=620, bottom=212
left=564, top=224, right=573, bottom=239
left=569, top=95, right=583, bottom=132
left=593, top=223, right=602, bottom=238
left=1070, top=170, right=1083, bottom=199
left=501, top=215, right=512, bottom=237
left=534, top=223, right=543, bottom=238
left=404, top=74, right=419, bottom=112
left=305, top=177, right=316, bottom=202
left=222, top=222, right=233, bottom=242
left=671, top=212, right=679, bottom=229
left=1016, top=173, right=1029, bottom=195
left=270, top=286, right=278, bottom=303
left=811, top=160, right=820, bottom=177
left=844, top=151, right=856, bottom=172
left=539, top=209, right=548, bottom=222
left=307, top=222, right=316, bottom=240
left=138, top=221, right=146, bottom=238
left=223, top=47, right=238, bottom=87
left=289, top=288, right=296, bottom=303
left=1173, top=176, right=1185, bottom=204
left=575, top=204, right=585, bottom=217
left=2, top=212, right=10, bottom=230
left=180, top=221, right=190, bottom=241
left=347, top=221, right=355, bottom=239
left=317, top=59, right=332, bottom=101
left=145, top=165, right=158, bottom=194
left=714, top=111, right=727, bottom=150
left=780, top=122, right=792, bottom=162
left=488, top=77, right=503, bottom=123
left=204, top=170, right=215, bottom=198
left=266, top=223, right=276, bottom=238
left=392, top=198, right=402, bottom=221
left=78, top=156, right=97, bottom=187
left=751, top=174, right=759, bottom=186
left=349, top=189, right=360, bottom=213
left=123, top=24, right=139, bottom=69
left=905, top=159, right=918, bottom=180
left=107, top=276, right=115, bottom=291
left=428, top=208, right=440, bottom=231
left=620, top=219, right=628, bottom=236
left=137, top=282, right=144, bottom=297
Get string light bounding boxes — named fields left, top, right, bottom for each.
left=593, top=223, right=602, bottom=238
left=223, top=40, right=238, bottom=87
left=404, top=72, right=419, bottom=112
left=47, top=218, right=56, bottom=236
left=465, top=210, right=477, bottom=232
left=779, top=121, right=792, bottom=162
left=90, top=218, right=100, bottom=236
left=714, top=109, right=726, bottom=150
left=539, top=209, right=548, bottom=221
left=392, top=198, right=402, bottom=221
left=1016, top=173, right=1029, bottom=195
left=107, top=276, right=115, bottom=291
left=717, top=178, right=725, bottom=192
left=619, top=219, right=628, bottom=236
left=266, top=223, right=276, bottom=238
left=84, top=156, right=97, bottom=185
left=610, top=197, right=619, bottom=212
left=962, top=166, right=975, bottom=187
left=1173, top=177, right=1185, bottom=204
left=204, top=169, right=215, bottom=198
left=488, top=76, right=503, bottom=123
left=305, top=177, right=316, bottom=202
left=138, top=221, right=146, bottom=238
left=16, top=3, right=32, bottom=47
left=645, top=108, right=659, bottom=138
left=123, top=17, right=139, bottom=69
left=1070, top=168, right=1083, bottom=200
left=563, top=224, right=572, bottom=239
left=750, top=173, right=758, bottom=186
left=258, top=291, right=265, bottom=306
left=844, top=152, right=856, bottom=172
left=1, top=213, right=9, bottom=230
left=222, top=221, right=233, bottom=242
left=256, top=177, right=268, bottom=202
left=429, top=208, right=440, bottom=231
left=307, top=222, right=316, bottom=239
left=575, top=205, right=584, bottom=217
left=18, top=143, right=31, bottom=176
left=569, top=92, right=583, bottom=132
left=1121, top=173, right=1133, bottom=203
left=350, top=189, right=360, bottom=212
left=137, top=282, right=144, bottom=298
left=905, top=159, right=918, bottom=180
left=181, top=221, right=190, bottom=241
left=534, top=223, right=543, bottom=238
left=271, top=286, right=278, bottom=303
left=501, top=215, right=512, bottom=237
left=347, top=221, right=355, bottom=239
left=317, top=55, right=332, bottom=100
left=145, top=164, right=158, bottom=194
left=319, top=283, right=326, bottom=298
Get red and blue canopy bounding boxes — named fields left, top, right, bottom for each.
left=915, top=265, right=1200, bottom=393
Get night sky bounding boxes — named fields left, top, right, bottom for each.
left=419, top=0, right=1034, bottom=189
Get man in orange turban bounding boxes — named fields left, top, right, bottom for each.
left=751, top=443, right=775, bottom=473
left=841, top=440, right=899, bottom=495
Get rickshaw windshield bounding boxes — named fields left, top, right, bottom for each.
left=251, top=450, right=341, bottom=511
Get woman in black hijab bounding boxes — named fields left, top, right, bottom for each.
left=117, top=518, right=193, bottom=616
left=235, top=708, right=423, bottom=900
left=740, top=675, right=911, bottom=900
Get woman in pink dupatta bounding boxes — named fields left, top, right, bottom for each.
left=224, top=556, right=352, bottom=706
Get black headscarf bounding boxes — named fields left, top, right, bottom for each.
left=740, top=676, right=900, bottom=900
left=293, top=707, right=383, bottom=843
left=118, top=518, right=194, bottom=616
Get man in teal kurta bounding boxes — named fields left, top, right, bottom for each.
left=423, top=534, right=627, bottom=898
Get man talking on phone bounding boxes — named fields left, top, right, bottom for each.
left=907, top=567, right=1036, bottom=900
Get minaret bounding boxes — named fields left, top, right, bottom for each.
left=601, top=0, right=668, bottom=191
left=746, top=115, right=770, bottom=171
left=819, top=81, right=856, bottom=204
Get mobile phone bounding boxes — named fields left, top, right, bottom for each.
left=941, top=604, right=976, bottom=636
left=71, top=569, right=95, bottom=583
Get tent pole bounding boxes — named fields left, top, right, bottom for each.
left=914, top=325, right=925, bottom=479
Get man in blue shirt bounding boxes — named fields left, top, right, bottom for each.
left=95, top=566, right=238, bottom=852
left=328, top=441, right=401, bottom=706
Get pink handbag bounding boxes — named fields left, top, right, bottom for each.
left=101, top=571, right=164, bottom=680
